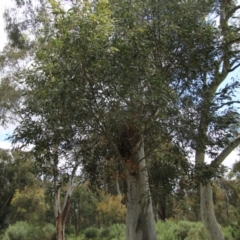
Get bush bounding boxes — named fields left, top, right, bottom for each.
left=174, top=221, right=195, bottom=240
left=65, top=225, right=75, bottom=235
left=2, top=221, right=30, bottom=240
left=39, top=223, right=56, bottom=240
left=100, top=228, right=110, bottom=238
left=156, top=220, right=178, bottom=240
left=2, top=221, right=55, bottom=240
left=83, top=227, right=99, bottom=239
left=108, top=224, right=125, bottom=240
left=156, top=220, right=208, bottom=240
left=222, top=223, right=240, bottom=240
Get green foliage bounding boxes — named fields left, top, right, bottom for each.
left=96, top=195, right=126, bottom=225
left=68, top=184, right=100, bottom=232
left=80, top=224, right=125, bottom=240
left=4, top=0, right=240, bottom=238
left=99, top=228, right=110, bottom=238
left=222, top=222, right=240, bottom=240
left=2, top=221, right=29, bottom=240
left=2, top=221, right=55, bottom=240
left=0, top=150, right=39, bottom=229
left=10, top=186, right=49, bottom=224
left=83, top=227, right=99, bottom=239
left=65, top=225, right=75, bottom=235
left=42, top=223, right=56, bottom=239
left=156, top=220, right=208, bottom=240
left=0, top=77, right=20, bottom=126
left=107, top=224, right=125, bottom=240
left=65, top=221, right=240, bottom=240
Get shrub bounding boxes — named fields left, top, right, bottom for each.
left=83, top=227, right=99, bottom=239
left=100, top=228, right=110, bottom=238
left=156, top=220, right=178, bottom=240
left=97, top=195, right=126, bottom=225
left=222, top=223, right=240, bottom=240
left=2, top=221, right=55, bottom=240
left=39, top=223, right=56, bottom=240
left=156, top=220, right=208, bottom=240
left=108, top=224, right=125, bottom=240
left=65, top=225, right=75, bottom=235
left=2, top=221, right=30, bottom=240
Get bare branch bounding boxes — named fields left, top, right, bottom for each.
left=213, top=101, right=240, bottom=110
left=210, top=136, right=240, bottom=167
left=62, top=179, right=73, bottom=223
left=230, top=57, right=240, bottom=67
left=227, top=37, right=240, bottom=46
left=227, top=5, right=240, bottom=20
left=228, top=63, right=240, bottom=72
left=145, top=109, right=160, bottom=129
left=208, top=71, right=228, bottom=95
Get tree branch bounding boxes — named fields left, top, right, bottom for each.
left=228, top=63, right=240, bottom=72
left=227, top=37, right=240, bottom=46
left=62, top=175, right=75, bottom=223
left=210, top=136, right=240, bottom=167
left=145, top=109, right=160, bottom=129
left=208, top=71, right=228, bottom=96
left=213, top=100, right=240, bottom=110
left=227, top=5, right=240, bottom=20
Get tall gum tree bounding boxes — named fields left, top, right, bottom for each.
left=44, top=1, right=220, bottom=239
left=5, top=0, right=234, bottom=239
left=175, top=1, right=240, bottom=239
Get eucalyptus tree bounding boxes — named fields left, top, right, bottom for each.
left=10, top=46, right=90, bottom=239
left=31, top=1, right=219, bottom=240
left=4, top=0, right=229, bottom=240
left=171, top=0, right=240, bottom=239
left=3, top=1, right=88, bottom=239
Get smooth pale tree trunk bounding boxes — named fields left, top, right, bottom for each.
left=55, top=177, right=75, bottom=240
left=196, top=137, right=240, bottom=240
left=200, top=183, right=224, bottom=240
left=196, top=151, right=224, bottom=240
left=125, top=136, right=157, bottom=240
left=116, top=177, right=122, bottom=197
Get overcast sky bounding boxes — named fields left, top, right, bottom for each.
left=0, top=0, right=239, bottom=167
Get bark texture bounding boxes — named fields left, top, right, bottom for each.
left=200, top=183, right=224, bottom=240
left=55, top=178, right=74, bottom=240
left=124, top=137, right=156, bottom=240
left=196, top=151, right=225, bottom=240
left=56, top=212, right=65, bottom=240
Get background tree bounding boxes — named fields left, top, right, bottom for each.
left=67, top=184, right=99, bottom=235
left=148, top=140, right=190, bottom=222
left=0, top=149, right=38, bottom=229
left=10, top=186, right=49, bottom=224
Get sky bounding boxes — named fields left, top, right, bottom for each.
left=0, top=0, right=239, bottom=167
left=0, top=1, right=16, bottom=149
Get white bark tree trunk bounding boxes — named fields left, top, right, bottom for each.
left=55, top=177, right=75, bottom=240
left=200, top=183, right=224, bottom=240
left=196, top=137, right=240, bottom=240
left=196, top=151, right=225, bottom=240
left=125, top=137, right=156, bottom=240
